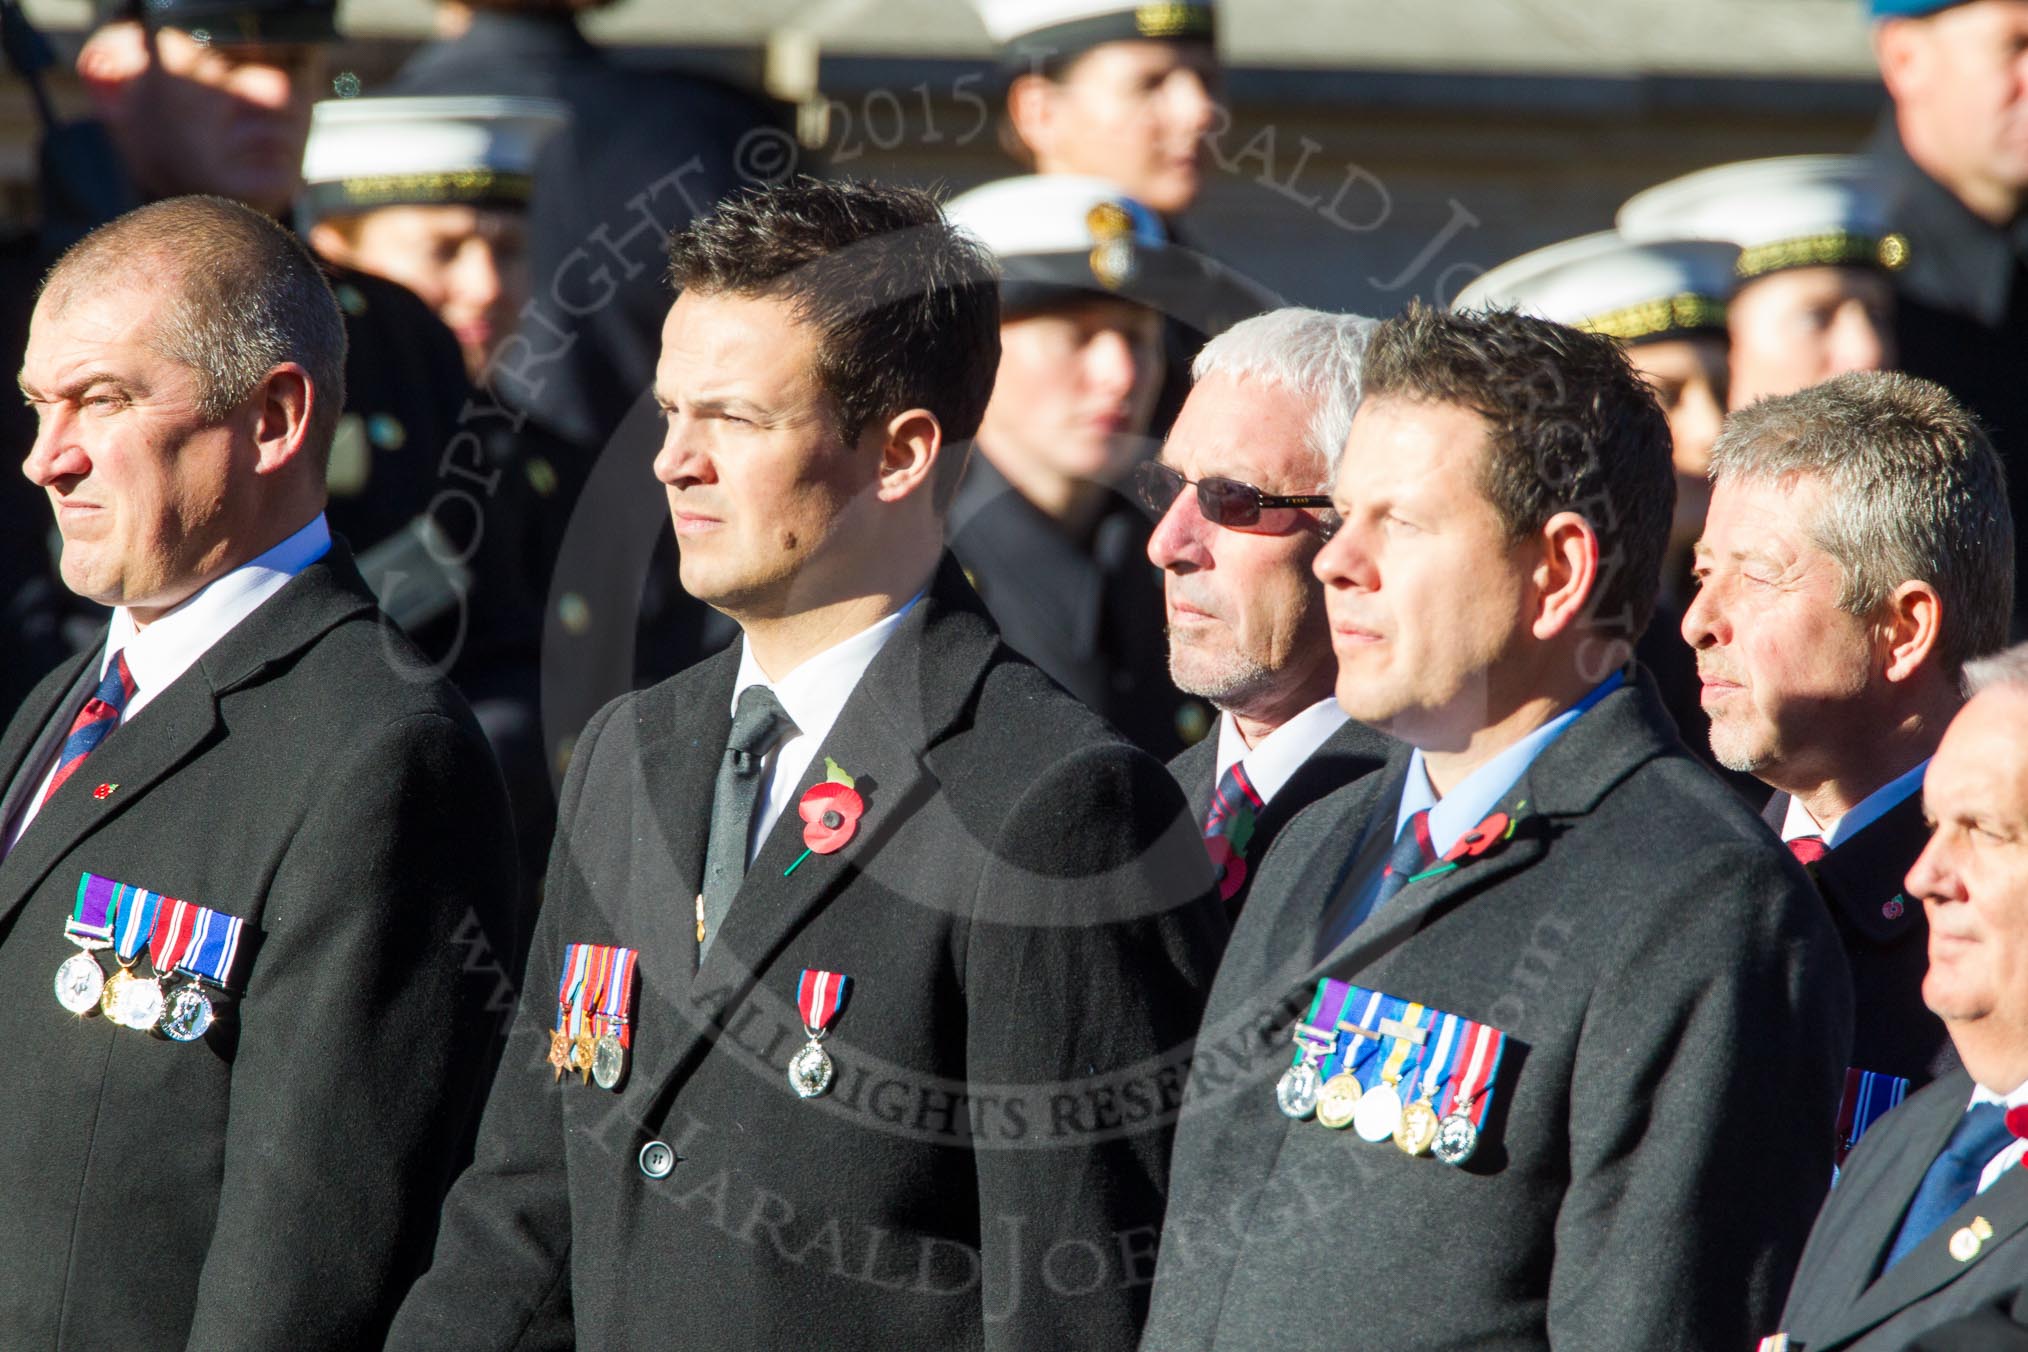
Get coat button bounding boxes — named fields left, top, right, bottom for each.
left=638, top=1140, right=675, bottom=1179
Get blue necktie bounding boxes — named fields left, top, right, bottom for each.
left=1881, top=1103, right=2015, bottom=1271
left=1370, top=808, right=1435, bottom=912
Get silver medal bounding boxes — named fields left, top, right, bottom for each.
left=1275, top=1062, right=1321, bottom=1119
left=1432, top=1111, right=1480, bottom=1166
left=1353, top=1080, right=1405, bottom=1142
left=591, top=1033, right=627, bottom=1090
left=158, top=983, right=216, bottom=1042
left=54, top=951, right=106, bottom=1015
left=788, top=1039, right=834, bottom=1098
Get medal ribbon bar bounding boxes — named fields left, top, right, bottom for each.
left=600, top=946, right=639, bottom=1048
left=177, top=905, right=247, bottom=989
left=796, top=968, right=852, bottom=1034
left=68, top=872, right=118, bottom=944
left=110, top=883, right=162, bottom=965
left=151, top=897, right=202, bottom=974
left=1438, top=1020, right=1508, bottom=1127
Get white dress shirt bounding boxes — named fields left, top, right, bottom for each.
left=7, top=515, right=331, bottom=852
left=1970, top=1077, right=2028, bottom=1195
left=1211, top=697, right=1349, bottom=807
left=1779, top=759, right=1929, bottom=849
left=728, top=593, right=921, bottom=864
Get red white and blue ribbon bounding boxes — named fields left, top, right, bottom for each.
left=556, top=942, right=591, bottom=1039
left=599, top=946, right=640, bottom=1047
left=796, top=969, right=852, bottom=1034
left=150, top=897, right=202, bottom=976
left=177, top=904, right=247, bottom=990
left=1438, top=1018, right=1508, bottom=1127
left=109, top=882, right=163, bottom=965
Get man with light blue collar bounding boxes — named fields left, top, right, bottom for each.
left=1685, top=371, right=2014, bottom=1151
left=1143, top=303, right=1852, bottom=1351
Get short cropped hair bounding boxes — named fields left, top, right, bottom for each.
left=1191, top=307, right=1378, bottom=489
left=41, top=195, right=348, bottom=463
left=1711, top=371, right=2014, bottom=677
left=1360, top=301, right=1675, bottom=641
left=666, top=177, right=1001, bottom=510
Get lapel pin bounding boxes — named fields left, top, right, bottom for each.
left=784, top=758, right=865, bottom=877
left=93, top=783, right=117, bottom=800
left=1882, top=895, right=1905, bottom=920
left=1948, top=1216, right=1993, bottom=1262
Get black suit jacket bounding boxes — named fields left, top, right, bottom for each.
left=0, top=542, right=517, bottom=1349
left=390, top=560, right=1228, bottom=1351
left=1167, top=713, right=1393, bottom=913
left=1764, top=789, right=1955, bottom=1086
left=1141, top=672, right=1853, bottom=1350
left=1779, top=1070, right=2028, bottom=1351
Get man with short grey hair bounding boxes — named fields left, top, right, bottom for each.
left=1140, top=308, right=1392, bottom=911
left=0, top=194, right=517, bottom=1347
left=1683, top=369, right=2014, bottom=1147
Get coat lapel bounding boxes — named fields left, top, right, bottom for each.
left=0, top=545, right=376, bottom=938
left=637, top=560, right=997, bottom=1100
left=1817, top=1121, right=2028, bottom=1347
left=0, top=649, right=96, bottom=855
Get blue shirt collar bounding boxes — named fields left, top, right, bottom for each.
left=1396, top=672, right=1623, bottom=858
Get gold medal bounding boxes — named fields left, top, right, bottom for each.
left=1395, top=1099, right=1441, bottom=1155
left=1315, top=1073, right=1363, bottom=1130
left=548, top=1028, right=571, bottom=1081
left=572, top=1027, right=596, bottom=1085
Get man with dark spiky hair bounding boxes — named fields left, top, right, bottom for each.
left=390, top=178, right=1225, bottom=1352
left=1142, top=303, right=1852, bottom=1352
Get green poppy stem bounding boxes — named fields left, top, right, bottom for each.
left=783, top=848, right=813, bottom=878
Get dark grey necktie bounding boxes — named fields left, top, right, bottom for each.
left=698, top=685, right=798, bottom=960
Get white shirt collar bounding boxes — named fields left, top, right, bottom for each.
left=104, top=514, right=331, bottom=723
left=1779, top=758, right=1929, bottom=850
left=729, top=593, right=922, bottom=865
left=1969, top=1076, right=2028, bottom=1195
left=1211, top=698, right=1350, bottom=807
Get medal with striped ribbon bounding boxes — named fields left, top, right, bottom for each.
left=550, top=944, right=589, bottom=1082
left=1316, top=984, right=1384, bottom=1129
left=54, top=872, right=119, bottom=1014
left=1277, top=981, right=1339, bottom=1120
left=591, top=946, right=639, bottom=1091
left=151, top=897, right=216, bottom=1041
left=1433, top=1018, right=1508, bottom=1166
left=572, top=945, right=612, bottom=1084
left=1355, top=999, right=1429, bottom=1142
left=101, top=882, right=165, bottom=1030
left=789, top=969, right=851, bottom=1098
left=1396, top=1011, right=1464, bottom=1156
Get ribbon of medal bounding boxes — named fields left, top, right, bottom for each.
left=574, top=945, right=614, bottom=1085
left=789, top=968, right=851, bottom=1098
left=1396, top=1011, right=1464, bottom=1156
left=1835, top=1067, right=1910, bottom=1167
left=1276, top=981, right=1341, bottom=1120
left=102, top=882, right=164, bottom=1030
left=1353, top=999, right=1428, bottom=1142
left=1313, top=983, right=1383, bottom=1129
left=151, top=897, right=215, bottom=1041
left=1432, top=1018, right=1508, bottom=1166
left=550, top=943, right=589, bottom=1082
left=53, top=872, right=120, bottom=1014
left=590, top=946, right=638, bottom=1091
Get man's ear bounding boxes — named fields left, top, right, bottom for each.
left=1878, top=579, right=1945, bottom=685
left=871, top=408, right=942, bottom=506
left=1872, top=17, right=1924, bottom=103
left=1530, top=510, right=1604, bottom=640
left=306, top=221, right=356, bottom=268
left=76, top=22, right=151, bottom=118
left=249, top=363, right=316, bottom=477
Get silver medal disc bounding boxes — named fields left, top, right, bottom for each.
left=1353, top=1081, right=1404, bottom=1142
left=159, top=984, right=216, bottom=1042
left=1275, top=1062, right=1321, bottom=1119
left=1432, top=1112, right=1480, bottom=1166
left=591, top=1033, right=627, bottom=1090
left=54, top=952, right=105, bottom=1015
left=788, top=1040, right=835, bottom=1098
left=108, top=974, right=166, bottom=1031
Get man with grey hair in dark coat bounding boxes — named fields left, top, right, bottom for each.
left=1142, top=303, right=1852, bottom=1351
left=1684, top=371, right=2015, bottom=1160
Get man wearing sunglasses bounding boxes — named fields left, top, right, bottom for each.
left=1143, top=303, right=1852, bottom=1351
left=1140, top=309, right=1394, bottom=913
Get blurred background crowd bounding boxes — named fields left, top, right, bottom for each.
left=1, top=0, right=2022, bottom=899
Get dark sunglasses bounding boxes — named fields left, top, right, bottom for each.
left=1132, top=460, right=1337, bottom=538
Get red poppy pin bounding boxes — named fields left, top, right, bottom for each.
left=1442, top=811, right=1512, bottom=864
left=784, top=758, right=864, bottom=877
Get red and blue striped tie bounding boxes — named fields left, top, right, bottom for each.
left=42, top=651, right=137, bottom=807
